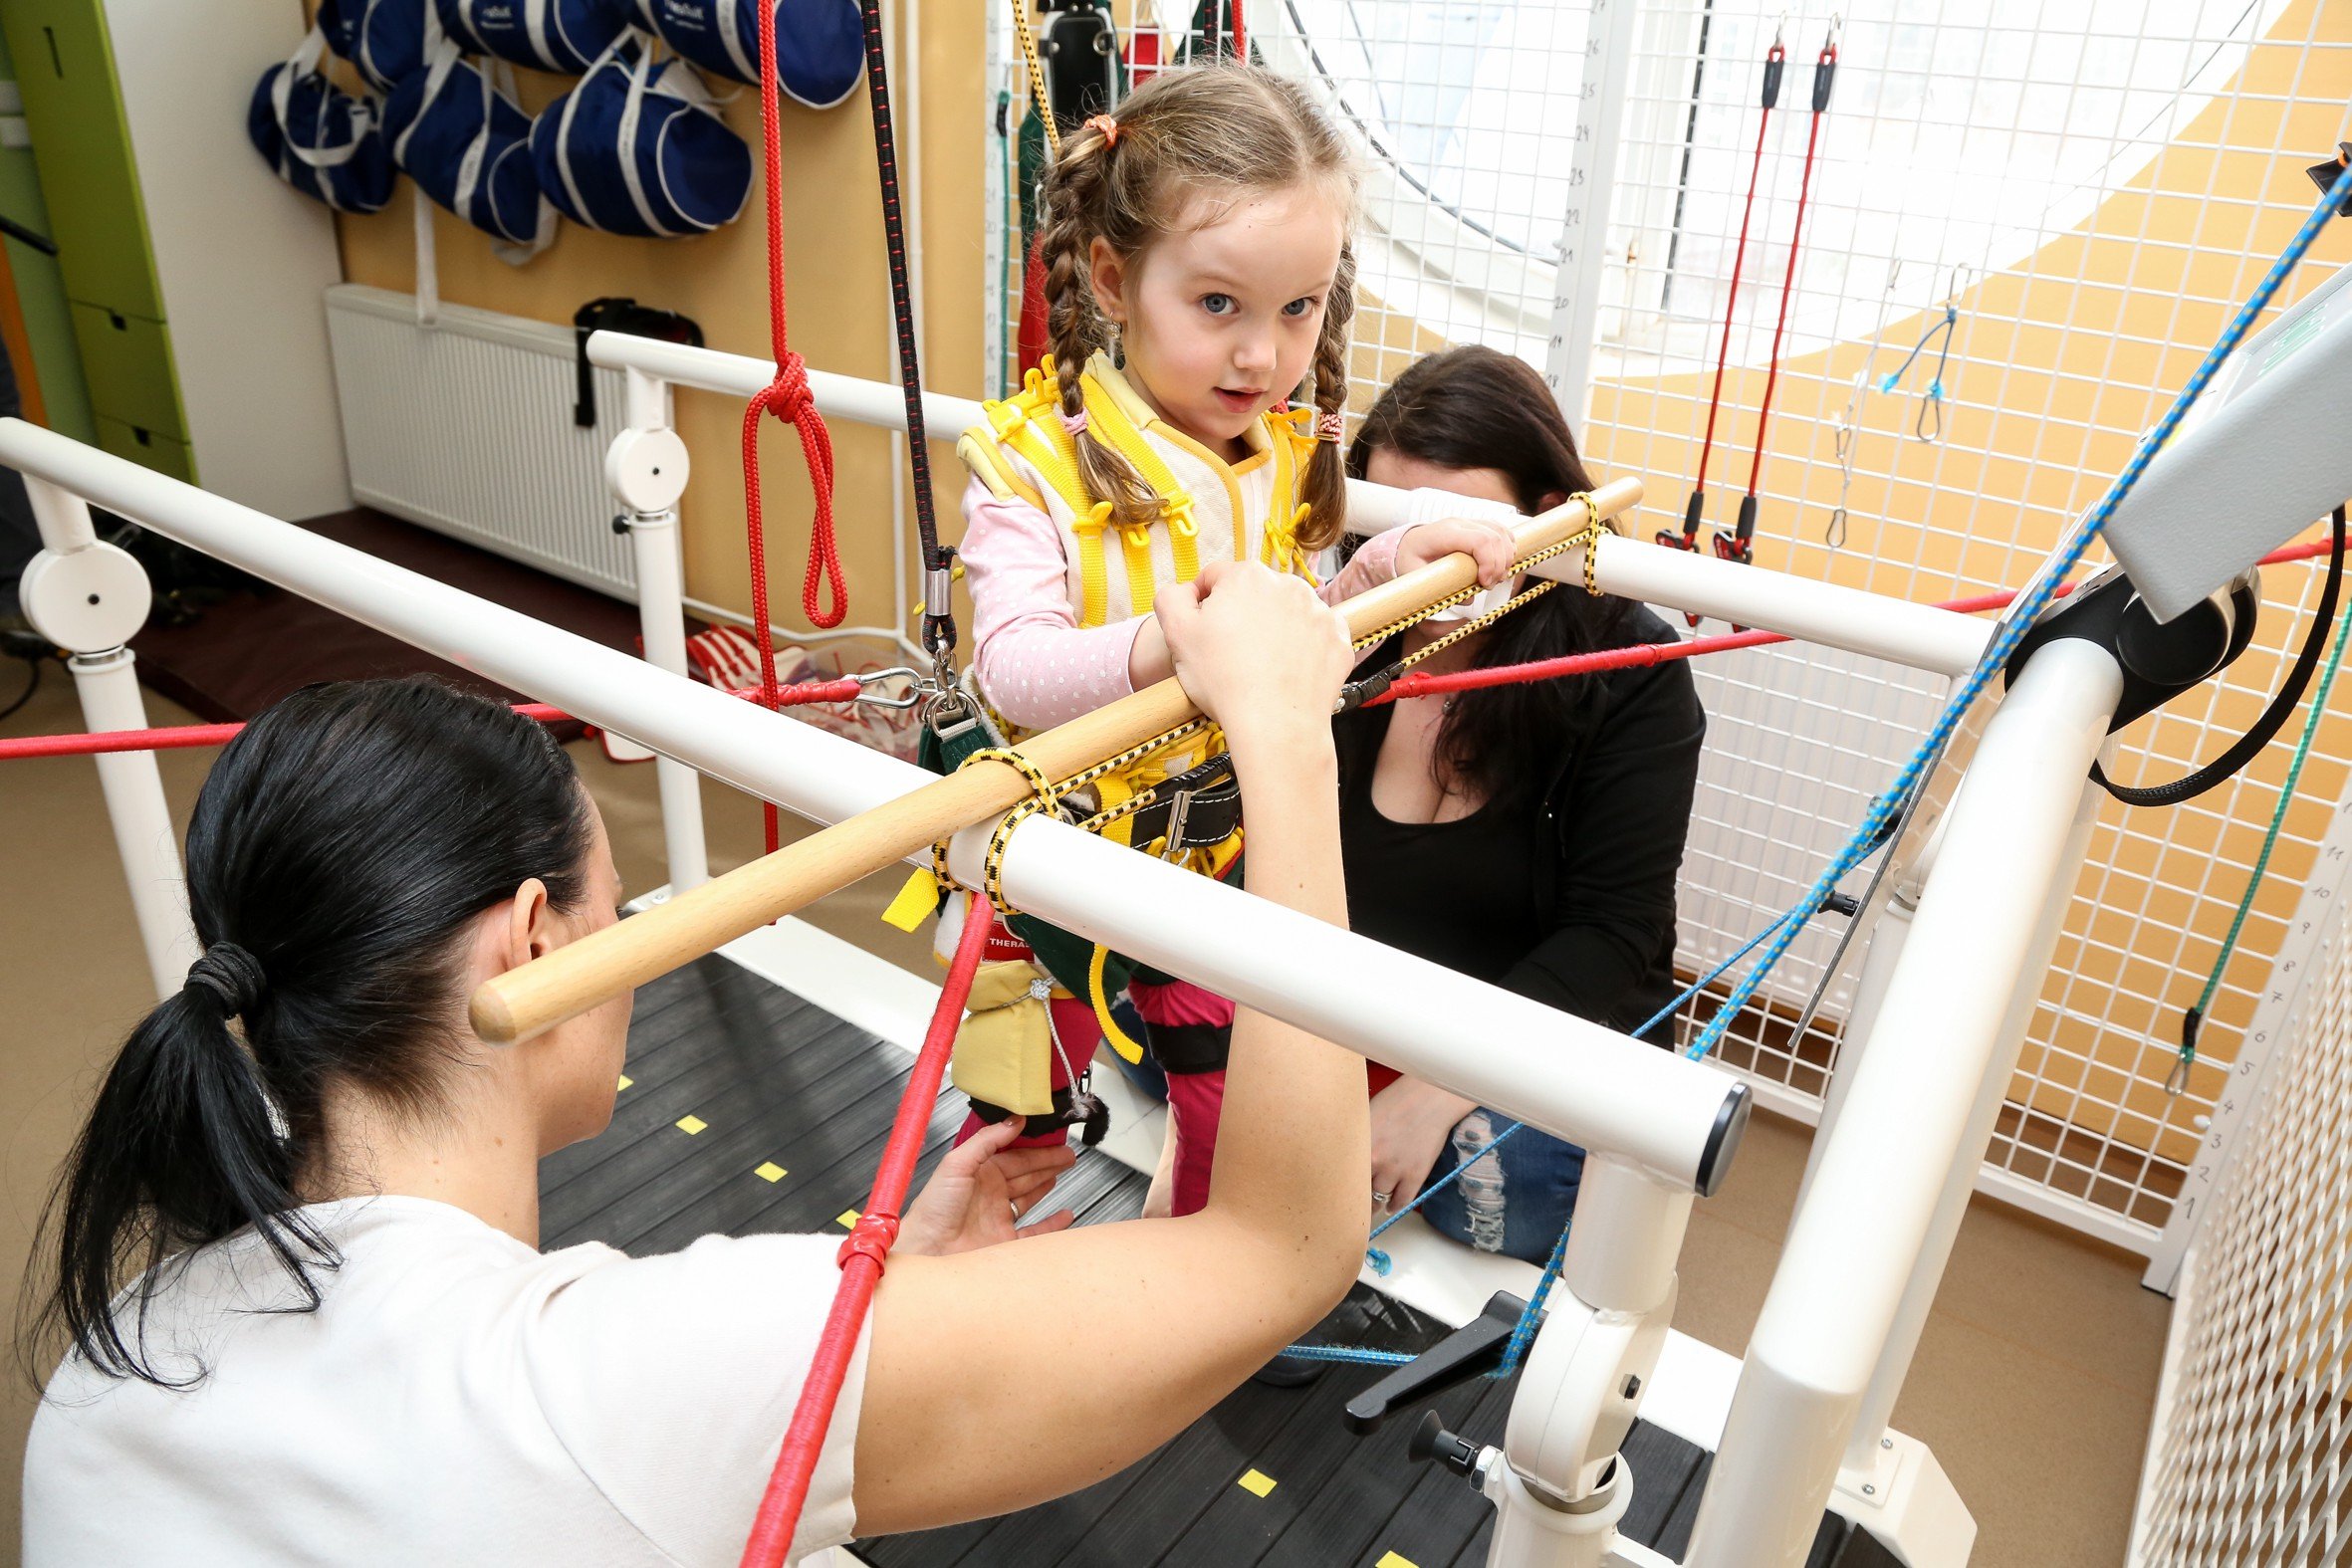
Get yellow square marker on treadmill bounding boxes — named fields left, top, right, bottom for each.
left=1237, top=1469, right=1277, bottom=1498
left=616, top=1074, right=632, bottom=1091
left=676, top=1114, right=707, bottom=1135
left=837, top=1210, right=861, bottom=1229
left=755, top=1162, right=787, bottom=1183
left=1375, top=1554, right=1419, bottom=1568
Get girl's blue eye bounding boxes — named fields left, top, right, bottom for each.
left=1282, top=297, right=1315, bottom=318
left=1201, top=294, right=1236, bottom=316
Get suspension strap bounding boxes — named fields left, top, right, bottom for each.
left=1013, top=0, right=1058, bottom=156
left=1668, top=29, right=1782, bottom=556
left=855, top=0, right=957, bottom=668
left=1724, top=21, right=1837, bottom=568
left=737, top=894, right=998, bottom=1568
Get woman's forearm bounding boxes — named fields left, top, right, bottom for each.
left=1204, top=717, right=1364, bottom=1285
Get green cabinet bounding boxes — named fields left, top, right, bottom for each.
left=2, top=0, right=188, bottom=478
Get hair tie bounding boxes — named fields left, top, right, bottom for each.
left=1058, top=404, right=1089, bottom=436
left=185, top=942, right=267, bottom=1018
left=1315, top=411, right=1345, bottom=444
left=1083, top=113, right=1119, bottom=148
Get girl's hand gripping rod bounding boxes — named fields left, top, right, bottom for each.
left=470, top=481, right=1642, bottom=1045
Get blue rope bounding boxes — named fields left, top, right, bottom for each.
left=1270, top=1343, right=1416, bottom=1367
left=1301, top=160, right=2352, bottom=1391
left=1684, top=164, right=2352, bottom=1065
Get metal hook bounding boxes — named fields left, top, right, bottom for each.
left=1914, top=389, right=1943, bottom=443
left=2164, top=1053, right=2193, bottom=1097
left=1823, top=12, right=1842, bottom=51
left=1825, top=505, right=1847, bottom=550
left=852, top=666, right=927, bottom=710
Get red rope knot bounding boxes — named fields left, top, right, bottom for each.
left=836, top=1211, right=900, bottom=1271
left=768, top=349, right=815, bottom=419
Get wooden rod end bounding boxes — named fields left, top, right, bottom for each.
left=470, top=984, right=522, bottom=1045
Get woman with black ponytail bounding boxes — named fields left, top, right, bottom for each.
left=1340, top=346, right=1709, bottom=1269
left=22, top=568, right=1372, bottom=1563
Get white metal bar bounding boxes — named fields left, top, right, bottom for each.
left=1543, top=0, right=1641, bottom=419
left=66, top=647, right=201, bottom=1000
left=623, top=506, right=710, bottom=895
left=584, top=333, right=1994, bottom=678
left=23, top=474, right=198, bottom=998
left=1684, top=636, right=2126, bottom=1567
left=3, top=420, right=1746, bottom=1195
left=1842, top=767, right=2107, bottom=1475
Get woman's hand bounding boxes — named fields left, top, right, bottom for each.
left=1396, top=518, right=1517, bottom=588
left=1368, top=1076, right=1478, bottom=1219
left=897, top=1118, right=1078, bottom=1258
left=1157, top=560, right=1353, bottom=739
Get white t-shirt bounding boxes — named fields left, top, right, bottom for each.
left=22, top=1195, right=868, bottom=1566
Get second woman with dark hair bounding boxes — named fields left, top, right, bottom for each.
left=1342, top=344, right=1707, bottom=1265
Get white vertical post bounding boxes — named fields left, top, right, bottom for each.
left=1683, top=638, right=2125, bottom=1567
left=1543, top=0, right=1642, bottom=420
left=615, top=369, right=709, bottom=894
left=1839, top=769, right=2106, bottom=1478
left=21, top=475, right=198, bottom=998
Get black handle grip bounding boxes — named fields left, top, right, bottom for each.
left=1682, top=489, right=1708, bottom=546
left=1812, top=51, right=1837, bottom=112
left=1761, top=50, right=1784, bottom=109
left=1736, top=493, right=1761, bottom=546
left=1342, top=1291, right=1528, bottom=1435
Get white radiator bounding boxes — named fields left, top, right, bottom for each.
left=324, top=285, right=638, bottom=601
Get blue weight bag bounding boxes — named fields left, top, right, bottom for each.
left=627, top=0, right=860, bottom=108
left=436, top=0, right=629, bottom=76
left=385, top=44, right=557, bottom=255
left=248, top=30, right=397, bottom=214
left=319, top=0, right=437, bottom=93
left=531, top=37, right=750, bottom=237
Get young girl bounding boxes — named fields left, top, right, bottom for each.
left=952, top=65, right=1513, bottom=1215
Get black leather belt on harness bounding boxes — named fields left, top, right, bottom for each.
left=1120, top=753, right=1242, bottom=857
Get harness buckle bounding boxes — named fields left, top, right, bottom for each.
left=1159, top=789, right=1194, bottom=860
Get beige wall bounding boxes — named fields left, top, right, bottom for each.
left=1585, top=0, right=2352, bottom=1172
left=332, top=3, right=989, bottom=642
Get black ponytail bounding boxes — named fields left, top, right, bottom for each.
left=24, top=676, right=594, bottom=1387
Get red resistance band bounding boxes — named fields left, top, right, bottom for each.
left=1371, top=537, right=2336, bottom=707
left=1723, top=33, right=1838, bottom=569
left=738, top=895, right=999, bottom=1568
left=743, top=0, right=848, bottom=851
left=0, top=680, right=864, bottom=764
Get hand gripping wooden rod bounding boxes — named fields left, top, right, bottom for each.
left=470, top=479, right=1640, bottom=1044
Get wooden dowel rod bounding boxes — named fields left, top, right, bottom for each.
left=470, top=480, right=1639, bottom=1044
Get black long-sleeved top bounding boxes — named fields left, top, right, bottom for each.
left=1335, top=605, right=1707, bottom=1039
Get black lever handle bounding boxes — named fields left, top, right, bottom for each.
left=1343, top=1290, right=1529, bottom=1435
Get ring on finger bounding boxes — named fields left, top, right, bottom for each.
left=1372, top=1190, right=1392, bottom=1208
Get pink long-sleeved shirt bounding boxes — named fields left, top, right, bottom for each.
left=962, top=474, right=1406, bottom=731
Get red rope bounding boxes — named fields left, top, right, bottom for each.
left=1371, top=536, right=2338, bottom=706
left=745, top=0, right=848, bottom=850
left=1675, top=40, right=1782, bottom=548
left=1740, top=40, right=1835, bottom=511
left=738, top=894, right=998, bottom=1567
left=0, top=680, right=865, bottom=763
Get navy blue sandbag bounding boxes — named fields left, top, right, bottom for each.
left=248, top=33, right=397, bottom=214
left=436, top=0, right=629, bottom=76
left=627, top=0, right=860, bottom=108
left=319, top=0, right=436, bottom=93
left=384, top=47, right=555, bottom=251
left=531, top=39, right=750, bottom=237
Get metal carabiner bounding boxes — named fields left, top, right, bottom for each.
left=850, top=667, right=926, bottom=710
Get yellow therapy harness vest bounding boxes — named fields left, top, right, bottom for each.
left=956, top=351, right=1324, bottom=858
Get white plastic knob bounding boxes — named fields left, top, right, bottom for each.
left=605, top=427, right=691, bottom=514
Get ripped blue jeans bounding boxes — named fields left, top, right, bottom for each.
left=1413, top=1114, right=1586, bottom=1265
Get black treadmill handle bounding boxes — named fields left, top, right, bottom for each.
left=1342, top=1290, right=1530, bottom=1436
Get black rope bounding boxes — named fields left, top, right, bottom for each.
left=2095, top=505, right=2348, bottom=807
left=856, top=0, right=955, bottom=659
